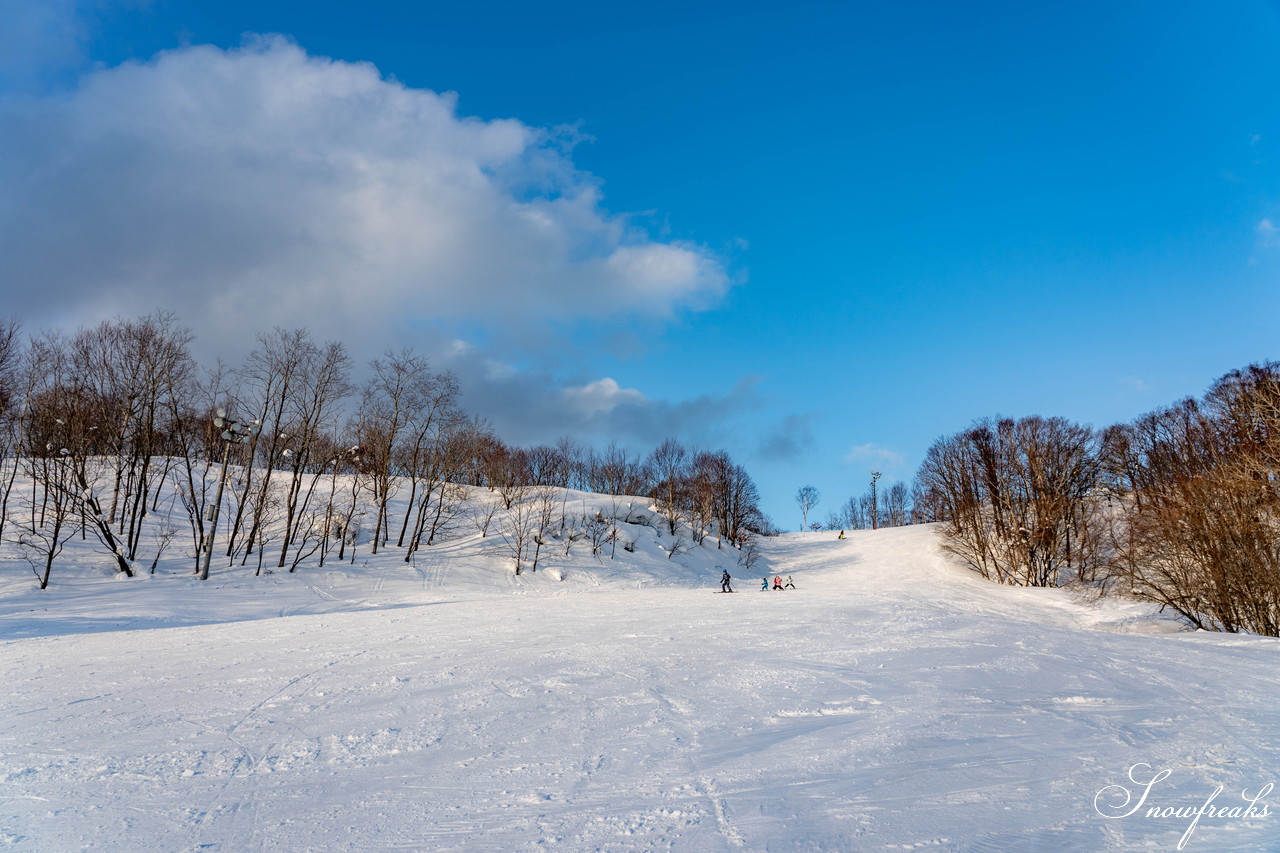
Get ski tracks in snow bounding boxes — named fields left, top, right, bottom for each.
left=411, top=550, right=448, bottom=590
left=192, top=645, right=379, bottom=851
left=649, top=685, right=747, bottom=849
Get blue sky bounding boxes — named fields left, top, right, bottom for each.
left=4, top=1, right=1280, bottom=529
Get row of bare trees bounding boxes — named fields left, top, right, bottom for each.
left=0, top=314, right=767, bottom=587
left=822, top=481, right=914, bottom=532
left=914, top=362, right=1280, bottom=636
left=642, top=438, right=763, bottom=549
left=3, top=314, right=197, bottom=586
left=1101, top=365, right=1280, bottom=635
left=914, top=416, right=1103, bottom=588
left=475, top=435, right=765, bottom=575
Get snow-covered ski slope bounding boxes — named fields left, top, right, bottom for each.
left=2, top=523, right=1277, bottom=852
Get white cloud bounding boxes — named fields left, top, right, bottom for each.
left=842, top=443, right=905, bottom=469
left=0, top=36, right=729, bottom=354
left=0, top=31, right=758, bottom=459
left=562, top=378, right=648, bottom=417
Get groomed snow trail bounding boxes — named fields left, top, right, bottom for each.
left=2, top=527, right=1277, bottom=851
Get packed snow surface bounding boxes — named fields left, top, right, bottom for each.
left=2, top=522, right=1277, bottom=852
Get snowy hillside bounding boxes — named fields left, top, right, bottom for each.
left=2, top=514, right=1277, bottom=852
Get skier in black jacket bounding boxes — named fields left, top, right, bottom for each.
left=720, top=570, right=733, bottom=593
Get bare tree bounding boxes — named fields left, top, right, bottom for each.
left=470, top=493, right=502, bottom=538
left=276, top=341, right=354, bottom=568
left=588, top=441, right=651, bottom=497
left=583, top=510, right=614, bottom=558
left=55, top=314, right=196, bottom=564
left=528, top=485, right=558, bottom=572
left=356, top=349, right=434, bottom=553
left=686, top=451, right=721, bottom=544
left=333, top=445, right=369, bottom=564
left=285, top=505, right=328, bottom=572
left=170, top=372, right=223, bottom=574
left=408, top=481, right=471, bottom=560
left=146, top=499, right=182, bottom=574
left=492, top=447, right=529, bottom=510
left=225, top=328, right=320, bottom=563
left=717, top=456, right=762, bottom=546
left=795, top=485, right=821, bottom=533
left=665, top=532, right=693, bottom=560
left=237, top=479, right=285, bottom=577
left=400, top=380, right=472, bottom=557
left=884, top=481, right=911, bottom=527
left=396, top=371, right=461, bottom=547
left=498, top=485, right=535, bottom=574
left=522, top=445, right=564, bottom=487
left=556, top=435, right=586, bottom=489
left=0, top=317, right=25, bottom=541
left=824, top=494, right=863, bottom=531
left=20, top=331, right=135, bottom=577
left=14, top=446, right=77, bottom=589
left=648, top=438, right=689, bottom=536
left=736, top=532, right=763, bottom=573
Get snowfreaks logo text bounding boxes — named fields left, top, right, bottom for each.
left=1094, top=763, right=1273, bottom=850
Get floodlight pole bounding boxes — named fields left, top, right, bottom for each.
left=870, top=470, right=882, bottom=531
left=199, top=410, right=253, bottom=581
left=199, top=439, right=234, bottom=581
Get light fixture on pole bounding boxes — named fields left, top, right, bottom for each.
left=199, top=408, right=256, bottom=581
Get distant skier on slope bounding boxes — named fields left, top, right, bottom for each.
left=784, top=575, right=796, bottom=589
left=721, top=570, right=733, bottom=593
left=773, top=576, right=784, bottom=590
left=838, top=530, right=845, bottom=540
left=761, top=577, right=769, bottom=591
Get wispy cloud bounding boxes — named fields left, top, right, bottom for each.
left=1119, top=376, right=1150, bottom=394
left=758, top=414, right=815, bottom=461
left=1256, top=218, right=1280, bottom=249
left=441, top=348, right=766, bottom=450
left=841, top=443, right=905, bottom=469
